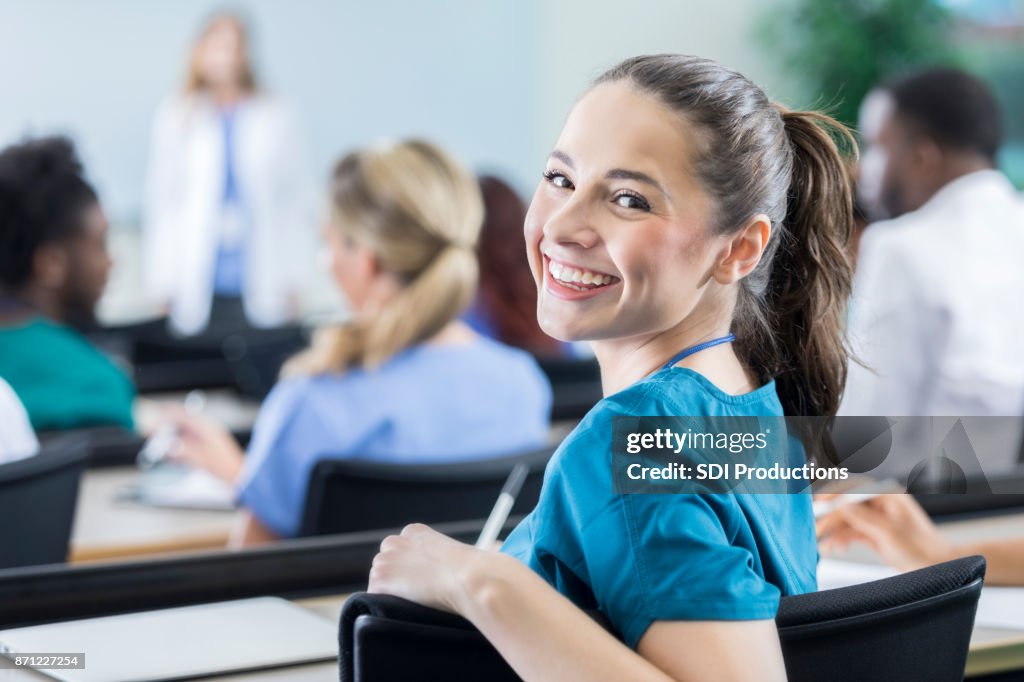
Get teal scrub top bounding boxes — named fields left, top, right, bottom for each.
left=501, top=367, right=817, bottom=649
left=0, top=317, right=135, bottom=431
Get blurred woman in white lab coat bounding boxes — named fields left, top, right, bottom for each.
left=143, top=12, right=312, bottom=336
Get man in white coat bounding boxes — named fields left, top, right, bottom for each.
left=842, top=68, right=1024, bottom=418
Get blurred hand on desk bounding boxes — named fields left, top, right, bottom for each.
left=164, top=407, right=245, bottom=484
left=816, top=493, right=955, bottom=572
left=817, top=493, right=1024, bottom=586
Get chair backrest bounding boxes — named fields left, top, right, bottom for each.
left=299, top=447, right=555, bottom=537
left=534, top=356, right=602, bottom=422
left=776, top=555, right=986, bottom=682
left=338, top=556, right=985, bottom=682
left=221, top=327, right=308, bottom=401
left=0, top=435, right=88, bottom=569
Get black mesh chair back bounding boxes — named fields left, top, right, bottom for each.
left=0, top=435, right=88, bottom=569
left=299, top=446, right=555, bottom=537
left=338, top=556, right=985, bottom=681
left=534, top=356, right=602, bottom=421
left=777, top=555, right=986, bottom=682
left=221, top=327, right=308, bottom=401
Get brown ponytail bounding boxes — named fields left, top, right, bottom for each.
left=760, top=110, right=855, bottom=419
left=596, top=55, right=856, bottom=455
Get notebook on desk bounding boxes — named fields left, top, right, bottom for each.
left=0, top=597, right=338, bottom=681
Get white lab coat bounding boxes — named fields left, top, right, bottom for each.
left=841, top=170, right=1024, bottom=417
left=0, top=377, right=37, bottom=465
left=143, top=94, right=313, bottom=335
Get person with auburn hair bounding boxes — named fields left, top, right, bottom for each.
left=366, top=54, right=856, bottom=680
left=169, top=140, right=552, bottom=545
left=143, top=12, right=313, bottom=336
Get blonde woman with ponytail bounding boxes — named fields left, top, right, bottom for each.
left=366, top=56, right=856, bottom=681
left=170, top=140, right=552, bottom=545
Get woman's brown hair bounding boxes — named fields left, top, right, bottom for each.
left=596, top=55, right=856, bottom=452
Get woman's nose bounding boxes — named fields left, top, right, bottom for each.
left=542, top=197, right=601, bottom=249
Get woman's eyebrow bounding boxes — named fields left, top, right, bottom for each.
left=607, top=168, right=668, bottom=197
left=549, top=149, right=574, bottom=167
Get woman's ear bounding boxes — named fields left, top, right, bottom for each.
left=711, top=214, right=771, bottom=285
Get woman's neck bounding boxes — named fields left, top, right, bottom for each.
left=423, top=320, right=478, bottom=347
left=208, top=83, right=245, bottom=107
left=591, top=318, right=754, bottom=398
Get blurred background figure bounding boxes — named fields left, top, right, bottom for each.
left=840, top=68, right=1024, bottom=417
left=0, top=137, right=135, bottom=431
left=167, top=140, right=552, bottom=545
left=143, top=11, right=311, bottom=337
left=0, top=376, right=38, bottom=464
left=818, top=493, right=1024, bottom=586
left=464, top=175, right=568, bottom=358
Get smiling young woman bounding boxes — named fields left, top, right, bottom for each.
left=366, top=54, right=856, bottom=681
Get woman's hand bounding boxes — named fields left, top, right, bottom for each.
left=166, top=408, right=245, bottom=484
left=817, top=493, right=955, bottom=571
left=368, top=524, right=489, bottom=613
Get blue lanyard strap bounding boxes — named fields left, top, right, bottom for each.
left=661, top=333, right=736, bottom=371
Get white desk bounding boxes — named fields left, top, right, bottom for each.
left=70, top=468, right=236, bottom=563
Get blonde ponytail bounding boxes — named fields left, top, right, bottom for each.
left=284, top=140, right=483, bottom=376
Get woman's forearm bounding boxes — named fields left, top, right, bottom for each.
left=452, top=552, right=673, bottom=682
left=957, top=538, right=1024, bottom=586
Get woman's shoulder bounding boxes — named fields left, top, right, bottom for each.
left=604, top=368, right=782, bottom=416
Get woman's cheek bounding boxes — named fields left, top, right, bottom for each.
left=523, top=203, right=547, bottom=284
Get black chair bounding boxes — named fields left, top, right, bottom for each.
left=0, top=436, right=89, bottom=569
left=298, top=447, right=555, bottom=537
left=338, top=556, right=986, bottom=682
left=37, top=426, right=143, bottom=468
left=776, top=555, right=985, bottom=681
left=221, top=326, right=308, bottom=401
left=534, top=356, right=602, bottom=422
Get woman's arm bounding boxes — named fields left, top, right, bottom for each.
left=368, top=524, right=785, bottom=682
left=168, top=410, right=245, bottom=483
left=818, top=493, right=1024, bottom=585
left=228, top=510, right=280, bottom=549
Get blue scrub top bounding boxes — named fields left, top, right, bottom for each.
left=501, top=367, right=817, bottom=649
left=237, top=338, right=553, bottom=537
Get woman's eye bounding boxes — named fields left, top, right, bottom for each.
left=543, top=170, right=574, bottom=190
left=613, top=193, right=651, bottom=211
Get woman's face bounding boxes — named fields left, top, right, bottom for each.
left=197, top=20, right=245, bottom=89
left=525, top=81, right=724, bottom=344
left=325, top=222, right=376, bottom=313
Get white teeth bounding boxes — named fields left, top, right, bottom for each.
left=548, top=259, right=616, bottom=288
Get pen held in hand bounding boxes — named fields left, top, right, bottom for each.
left=476, top=462, right=529, bottom=549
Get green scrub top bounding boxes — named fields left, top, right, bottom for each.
left=0, top=317, right=135, bottom=431
left=501, top=367, right=817, bottom=649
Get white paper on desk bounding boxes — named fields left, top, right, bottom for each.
left=818, top=558, right=1024, bottom=631
left=123, top=464, right=236, bottom=511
